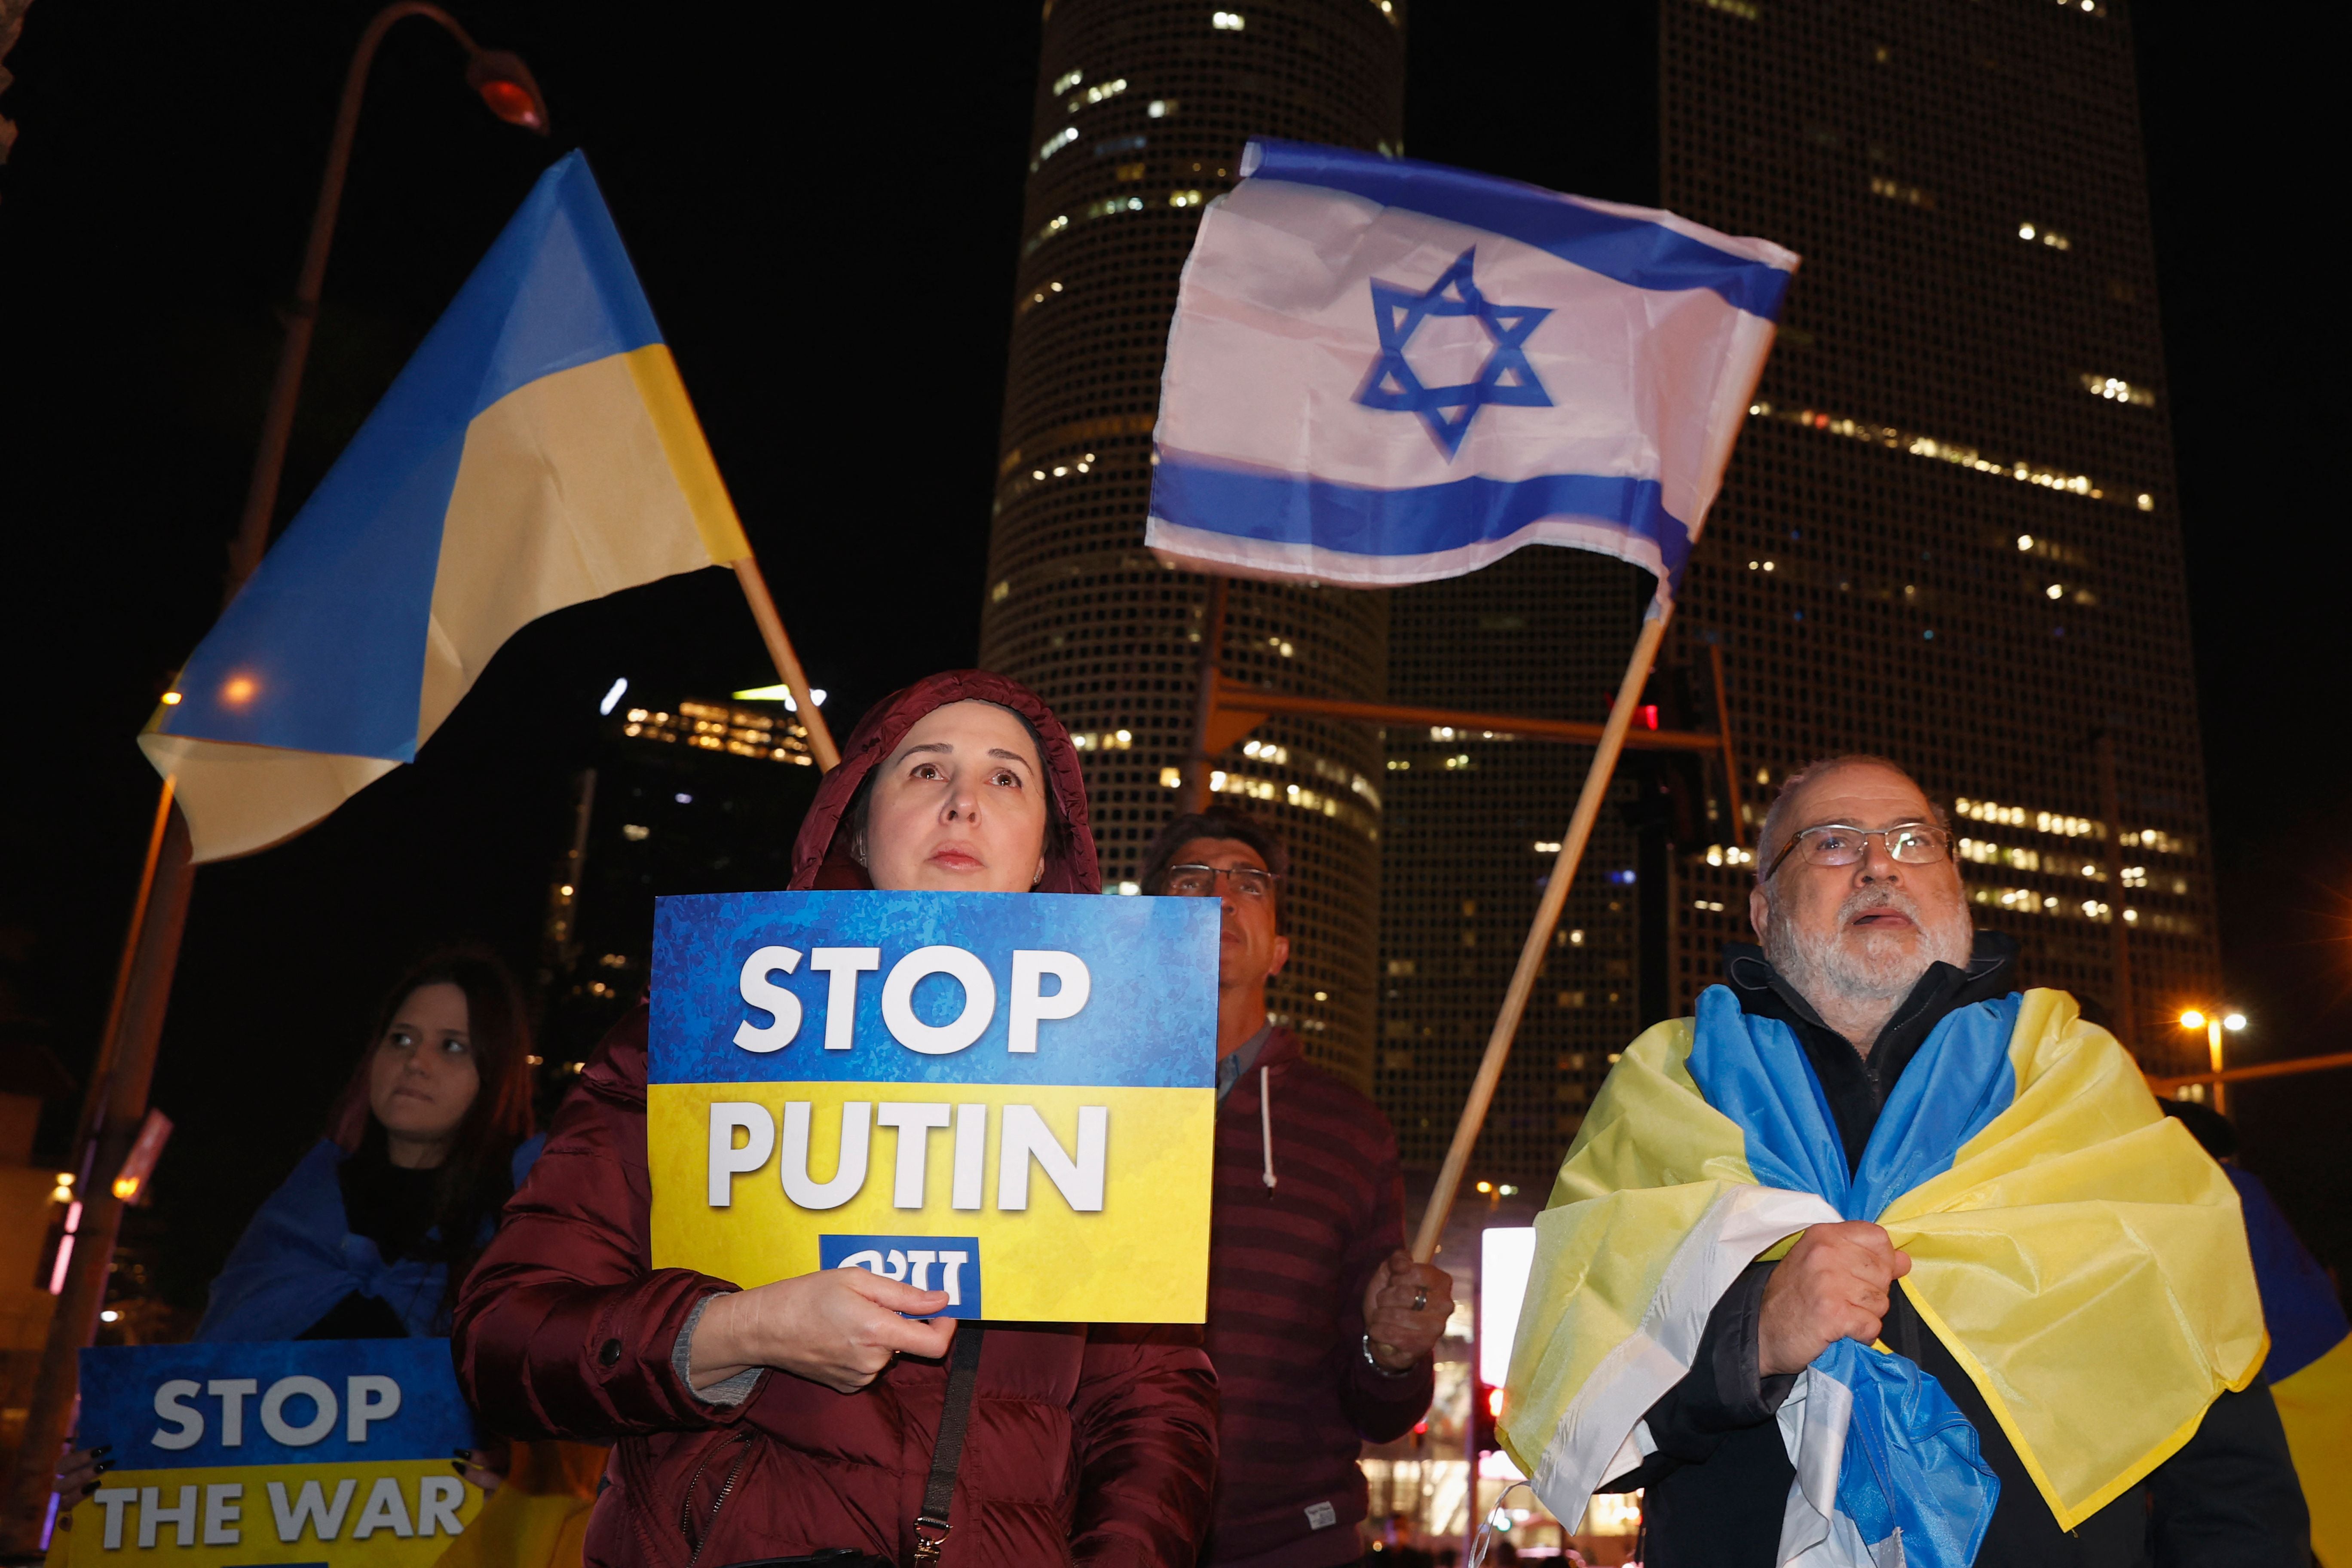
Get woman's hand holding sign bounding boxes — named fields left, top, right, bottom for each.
left=690, top=1269, right=957, bottom=1395
left=1363, top=1249, right=1454, bottom=1372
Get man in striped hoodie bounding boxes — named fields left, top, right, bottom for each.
left=1144, top=808, right=1455, bottom=1568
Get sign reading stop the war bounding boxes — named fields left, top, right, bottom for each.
left=63, top=1338, right=478, bottom=1564
left=647, top=890, right=1219, bottom=1323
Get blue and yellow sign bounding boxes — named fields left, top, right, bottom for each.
left=648, top=890, right=1219, bottom=1323
left=60, top=1338, right=480, bottom=1564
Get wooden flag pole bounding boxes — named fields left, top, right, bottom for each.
left=1411, top=597, right=1676, bottom=1263
left=1183, top=576, right=1232, bottom=814
left=1709, top=640, right=1749, bottom=850
left=731, top=553, right=840, bottom=772
left=0, top=798, right=197, bottom=1551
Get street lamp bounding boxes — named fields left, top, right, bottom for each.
left=226, top=2, right=550, bottom=594
left=2177, top=1008, right=2248, bottom=1114
left=0, top=9, right=553, bottom=1556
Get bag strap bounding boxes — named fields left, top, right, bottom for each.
left=911, top=1323, right=985, bottom=1567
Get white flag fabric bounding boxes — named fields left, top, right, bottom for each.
left=1145, top=139, right=1798, bottom=594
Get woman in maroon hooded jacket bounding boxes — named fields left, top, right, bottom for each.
left=453, top=672, right=1218, bottom=1567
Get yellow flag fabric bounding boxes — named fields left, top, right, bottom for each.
left=1500, top=989, right=2266, bottom=1535
left=2272, top=1333, right=2352, bottom=1565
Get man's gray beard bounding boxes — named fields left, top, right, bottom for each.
left=1762, top=884, right=1976, bottom=1010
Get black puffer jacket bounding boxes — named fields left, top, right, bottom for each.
left=1608, top=934, right=2310, bottom=1568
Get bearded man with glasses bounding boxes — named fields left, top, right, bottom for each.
left=1506, top=754, right=2308, bottom=1567
left=1142, top=807, right=1453, bottom=1568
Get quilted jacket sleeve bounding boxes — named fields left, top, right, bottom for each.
left=1065, top=1324, right=1219, bottom=1568
left=452, top=1008, right=763, bottom=1440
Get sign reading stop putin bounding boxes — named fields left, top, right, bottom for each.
left=648, top=890, right=1219, bottom=1323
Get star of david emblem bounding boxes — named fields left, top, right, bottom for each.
left=1353, top=247, right=1553, bottom=459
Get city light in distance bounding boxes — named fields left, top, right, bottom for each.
left=731, top=684, right=827, bottom=710
left=599, top=677, right=628, bottom=715
left=2016, top=534, right=2034, bottom=550
left=1212, top=10, right=1246, bottom=29
left=2046, top=584, right=2065, bottom=599
left=161, top=691, right=182, bottom=705
left=2225, top=1013, right=2247, bottom=1032
left=100, top=1310, right=119, bottom=1324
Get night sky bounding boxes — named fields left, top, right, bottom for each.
left=0, top=2, right=2342, bottom=1305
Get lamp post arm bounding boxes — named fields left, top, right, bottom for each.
left=224, top=1, right=483, bottom=593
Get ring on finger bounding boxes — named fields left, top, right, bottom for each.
left=1412, top=1286, right=1428, bottom=1313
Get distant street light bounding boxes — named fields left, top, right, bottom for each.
left=2178, top=1007, right=2249, bottom=1115
left=226, top=2, right=550, bottom=596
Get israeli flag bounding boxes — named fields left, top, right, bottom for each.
left=1145, top=140, right=1798, bottom=594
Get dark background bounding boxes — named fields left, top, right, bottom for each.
left=0, top=2, right=2340, bottom=1307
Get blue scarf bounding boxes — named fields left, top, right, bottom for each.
left=194, top=1134, right=543, bottom=1341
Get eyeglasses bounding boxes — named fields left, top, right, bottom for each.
left=1161, top=864, right=1280, bottom=901
left=1764, top=822, right=1952, bottom=879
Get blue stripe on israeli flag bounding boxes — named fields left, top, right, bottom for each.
left=1240, top=139, right=1795, bottom=317
left=1145, top=140, right=1797, bottom=593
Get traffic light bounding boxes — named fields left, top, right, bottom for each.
left=1471, top=1382, right=1502, bottom=1454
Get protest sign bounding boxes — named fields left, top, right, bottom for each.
left=60, top=1338, right=477, bottom=1564
left=647, top=889, right=1219, bottom=1323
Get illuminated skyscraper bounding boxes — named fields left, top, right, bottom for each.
left=978, top=0, right=1406, bottom=1087
left=1375, top=0, right=2220, bottom=1184
left=537, top=696, right=821, bottom=1080
left=1376, top=557, right=1661, bottom=1177
left=1660, top=0, right=2218, bottom=1073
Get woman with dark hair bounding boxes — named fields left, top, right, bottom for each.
left=453, top=671, right=1219, bottom=1568
left=195, top=947, right=541, bottom=1341
left=56, top=951, right=551, bottom=1519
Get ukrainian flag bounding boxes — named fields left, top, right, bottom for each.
left=1501, top=988, right=2266, bottom=1568
left=139, top=151, right=751, bottom=863
left=2231, top=1164, right=2352, bottom=1562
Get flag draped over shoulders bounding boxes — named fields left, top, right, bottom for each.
left=1501, top=986, right=2264, bottom=1568
left=2229, top=1164, right=2352, bottom=1563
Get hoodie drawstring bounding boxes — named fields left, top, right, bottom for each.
left=1258, top=1065, right=1277, bottom=1193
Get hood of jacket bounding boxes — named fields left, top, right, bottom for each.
left=788, top=669, right=1099, bottom=895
